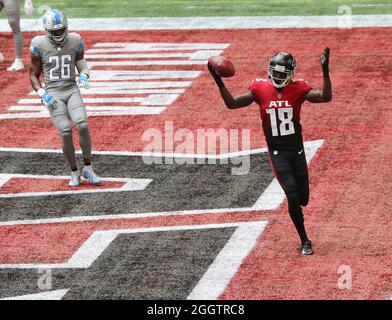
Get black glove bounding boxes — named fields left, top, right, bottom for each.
left=207, top=62, right=225, bottom=89
left=320, top=47, right=330, bottom=77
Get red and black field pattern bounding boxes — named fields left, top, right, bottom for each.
left=0, top=27, right=391, bottom=299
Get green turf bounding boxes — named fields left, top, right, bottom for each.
left=1, top=0, right=392, bottom=19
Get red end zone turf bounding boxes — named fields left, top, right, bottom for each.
left=0, top=27, right=391, bottom=299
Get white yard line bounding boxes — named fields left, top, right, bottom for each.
left=187, top=221, right=267, bottom=300
left=0, top=173, right=152, bottom=198
left=0, top=15, right=389, bottom=32
left=1, top=289, right=70, bottom=300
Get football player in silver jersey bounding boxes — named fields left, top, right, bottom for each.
left=29, top=8, right=101, bottom=187
left=0, top=0, right=33, bottom=71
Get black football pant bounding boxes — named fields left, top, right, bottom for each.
left=268, top=147, right=310, bottom=244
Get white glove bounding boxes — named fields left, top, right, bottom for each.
left=24, top=0, right=33, bottom=16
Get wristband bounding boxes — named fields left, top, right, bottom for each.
left=37, top=88, right=45, bottom=98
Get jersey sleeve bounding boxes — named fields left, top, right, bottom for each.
left=71, top=33, right=85, bottom=55
left=30, top=37, right=42, bottom=58
left=298, top=79, right=313, bottom=97
left=248, top=79, right=258, bottom=92
left=248, top=78, right=265, bottom=104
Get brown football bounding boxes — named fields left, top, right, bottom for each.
left=208, top=56, right=235, bottom=77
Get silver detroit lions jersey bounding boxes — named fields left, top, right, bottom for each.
left=30, top=33, right=85, bottom=92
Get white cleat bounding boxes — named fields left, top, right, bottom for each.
left=7, top=58, right=24, bottom=71
left=69, top=171, right=81, bottom=187
left=82, top=166, right=102, bottom=185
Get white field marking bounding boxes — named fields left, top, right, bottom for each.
left=85, top=50, right=223, bottom=59
left=87, top=70, right=202, bottom=80
left=0, top=176, right=9, bottom=188
left=87, top=48, right=223, bottom=54
left=1, top=289, right=70, bottom=300
left=0, top=111, right=49, bottom=119
left=0, top=221, right=266, bottom=273
left=0, top=139, right=323, bottom=161
left=86, top=81, right=193, bottom=88
left=0, top=16, right=390, bottom=32
left=0, top=208, right=256, bottom=227
left=17, top=99, right=48, bottom=105
left=18, top=95, right=180, bottom=105
left=0, top=106, right=165, bottom=119
left=0, top=173, right=152, bottom=198
left=5, top=44, right=222, bottom=120
left=92, top=43, right=230, bottom=49
left=9, top=106, right=167, bottom=112
left=0, top=140, right=324, bottom=226
left=187, top=220, right=267, bottom=300
left=88, top=60, right=206, bottom=67
left=77, top=89, right=185, bottom=95
left=27, top=89, right=186, bottom=95
left=85, top=108, right=165, bottom=116
left=251, top=139, right=324, bottom=210
left=0, top=146, right=270, bottom=159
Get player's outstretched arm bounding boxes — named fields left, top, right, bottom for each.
left=305, top=47, right=332, bottom=103
left=208, top=63, right=255, bottom=109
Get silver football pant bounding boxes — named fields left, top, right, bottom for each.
left=48, top=88, right=92, bottom=169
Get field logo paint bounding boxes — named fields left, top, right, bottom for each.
left=0, top=221, right=268, bottom=300
left=1, top=43, right=229, bottom=119
left=337, top=265, right=352, bottom=290
left=0, top=173, right=152, bottom=198
left=142, top=121, right=251, bottom=175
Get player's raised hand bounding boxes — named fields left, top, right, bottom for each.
left=24, top=0, right=33, bottom=16
left=320, top=47, right=330, bottom=77
left=78, top=75, right=90, bottom=89
left=41, top=92, right=57, bottom=109
left=207, top=62, right=225, bottom=89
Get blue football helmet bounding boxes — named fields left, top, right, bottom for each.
left=43, top=8, right=68, bottom=45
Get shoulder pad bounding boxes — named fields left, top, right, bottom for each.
left=68, top=32, right=81, bottom=39
left=295, top=79, right=311, bottom=85
left=68, top=33, right=85, bottom=53
left=30, top=36, right=46, bottom=57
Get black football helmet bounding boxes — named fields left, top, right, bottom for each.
left=268, top=52, right=296, bottom=89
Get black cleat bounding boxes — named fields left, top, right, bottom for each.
left=300, top=240, right=313, bottom=255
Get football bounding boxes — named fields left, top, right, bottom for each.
left=208, top=55, right=235, bottom=77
